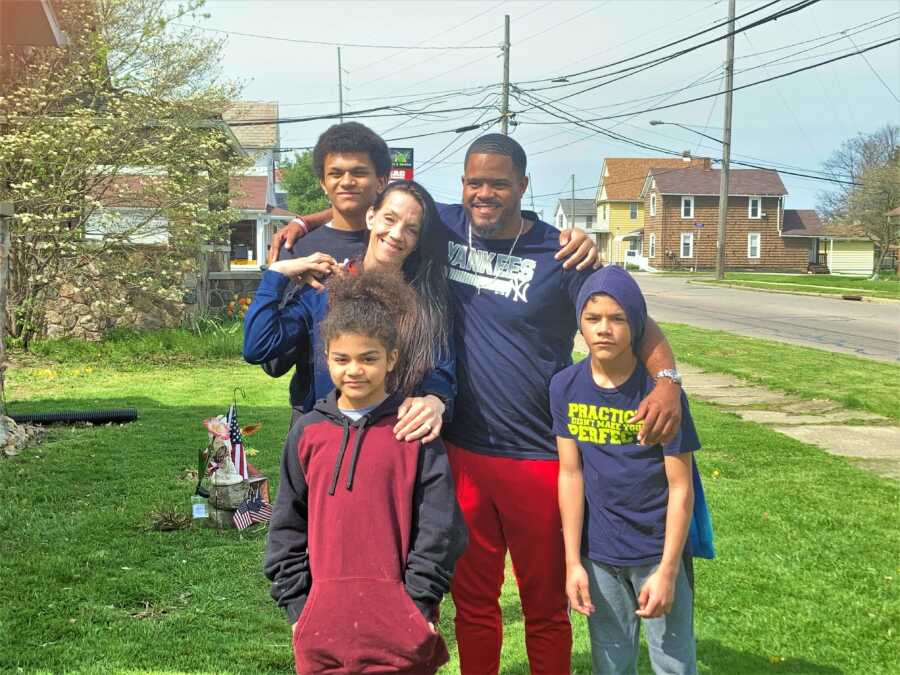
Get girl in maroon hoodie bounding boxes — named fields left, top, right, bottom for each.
left=265, top=271, right=468, bottom=675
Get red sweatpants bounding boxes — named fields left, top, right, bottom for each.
left=447, top=442, right=571, bottom=675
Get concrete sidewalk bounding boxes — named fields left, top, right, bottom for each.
left=678, top=363, right=899, bottom=479
left=573, top=335, right=899, bottom=479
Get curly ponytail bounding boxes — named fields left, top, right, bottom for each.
left=321, top=271, right=424, bottom=396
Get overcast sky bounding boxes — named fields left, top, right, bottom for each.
left=183, top=0, right=900, bottom=216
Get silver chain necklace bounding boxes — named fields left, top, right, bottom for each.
left=468, top=216, right=526, bottom=294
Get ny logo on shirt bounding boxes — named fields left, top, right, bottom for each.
left=447, top=241, right=536, bottom=303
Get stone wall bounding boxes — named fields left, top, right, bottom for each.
left=42, top=262, right=262, bottom=341
left=43, top=261, right=186, bottom=340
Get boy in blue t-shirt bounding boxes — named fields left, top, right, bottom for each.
left=550, top=266, right=700, bottom=675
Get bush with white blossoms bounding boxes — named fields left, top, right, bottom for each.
left=0, top=0, right=250, bottom=346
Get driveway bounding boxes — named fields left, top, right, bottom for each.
left=634, top=274, right=899, bottom=363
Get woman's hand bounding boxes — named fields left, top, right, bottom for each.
left=269, top=253, right=338, bottom=290
left=394, top=395, right=445, bottom=442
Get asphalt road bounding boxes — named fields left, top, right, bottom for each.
left=633, top=274, right=900, bottom=363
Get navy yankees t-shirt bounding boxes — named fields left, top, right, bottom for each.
left=550, top=359, right=701, bottom=566
left=437, top=203, right=592, bottom=460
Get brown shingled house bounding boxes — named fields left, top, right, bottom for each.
left=639, top=166, right=814, bottom=271
left=595, top=155, right=710, bottom=265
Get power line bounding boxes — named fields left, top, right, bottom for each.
left=521, top=37, right=900, bottom=123
left=842, top=31, right=900, bottom=103
left=170, top=22, right=497, bottom=49
left=228, top=103, right=498, bottom=127
left=515, top=88, right=861, bottom=186
left=538, top=12, right=898, bottom=117
left=516, top=0, right=786, bottom=87
left=517, top=0, right=823, bottom=104
left=351, top=0, right=508, bottom=76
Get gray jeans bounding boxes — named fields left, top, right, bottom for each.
left=582, top=556, right=697, bottom=675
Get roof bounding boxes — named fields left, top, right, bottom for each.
left=229, top=175, right=268, bottom=211
left=783, top=210, right=870, bottom=239
left=556, top=198, right=595, bottom=217
left=223, top=101, right=279, bottom=150
left=600, top=157, right=710, bottom=201
left=781, top=209, right=824, bottom=237
left=646, top=167, right=787, bottom=197
left=269, top=205, right=299, bottom=219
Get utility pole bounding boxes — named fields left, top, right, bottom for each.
left=570, top=174, right=576, bottom=228
left=337, top=47, right=344, bottom=123
left=528, top=173, right=536, bottom=212
left=500, top=14, right=510, bottom=134
left=715, top=0, right=735, bottom=280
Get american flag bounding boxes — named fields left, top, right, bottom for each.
left=232, top=498, right=253, bottom=530
left=247, top=493, right=273, bottom=524
left=227, top=403, right=248, bottom=480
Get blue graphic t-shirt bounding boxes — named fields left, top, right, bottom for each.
left=436, top=203, right=592, bottom=460
left=550, top=359, right=701, bottom=566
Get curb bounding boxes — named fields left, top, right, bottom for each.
left=688, top=280, right=900, bottom=304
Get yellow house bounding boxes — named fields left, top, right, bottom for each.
left=596, top=156, right=710, bottom=264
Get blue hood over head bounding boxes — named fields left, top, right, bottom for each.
left=576, top=266, right=647, bottom=349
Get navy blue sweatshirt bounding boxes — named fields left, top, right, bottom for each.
left=437, top=204, right=592, bottom=460
left=265, top=226, right=369, bottom=419
left=243, top=270, right=456, bottom=417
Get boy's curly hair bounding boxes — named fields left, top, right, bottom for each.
left=321, top=271, right=423, bottom=396
left=312, top=122, right=392, bottom=179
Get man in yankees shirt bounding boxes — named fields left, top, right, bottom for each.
left=270, top=134, right=683, bottom=674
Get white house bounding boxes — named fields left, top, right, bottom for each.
left=555, top=198, right=610, bottom=255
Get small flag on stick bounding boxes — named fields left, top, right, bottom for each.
left=233, top=498, right=253, bottom=530
left=227, top=403, right=248, bottom=480
left=247, top=493, right=273, bottom=524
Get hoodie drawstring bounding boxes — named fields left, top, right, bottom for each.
left=327, top=416, right=371, bottom=495
left=345, top=422, right=369, bottom=491
left=328, top=417, right=351, bottom=496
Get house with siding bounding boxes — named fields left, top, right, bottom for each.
left=782, top=209, right=876, bottom=276
left=222, top=101, right=294, bottom=267
left=640, top=166, right=811, bottom=271
left=553, top=198, right=607, bottom=248
left=595, top=155, right=710, bottom=265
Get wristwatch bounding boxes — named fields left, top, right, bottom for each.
left=655, top=369, right=683, bottom=386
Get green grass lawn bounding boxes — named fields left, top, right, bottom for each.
left=660, top=323, right=900, bottom=422
left=697, top=273, right=900, bottom=300
left=3, top=351, right=898, bottom=674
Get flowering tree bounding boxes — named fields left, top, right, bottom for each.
left=0, top=0, right=249, bottom=348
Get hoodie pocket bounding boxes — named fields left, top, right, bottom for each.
left=293, top=578, right=447, bottom=674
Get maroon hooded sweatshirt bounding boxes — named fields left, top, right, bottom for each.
left=265, top=390, right=468, bottom=675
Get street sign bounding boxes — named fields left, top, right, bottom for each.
left=389, top=147, right=414, bottom=181
left=694, top=222, right=704, bottom=228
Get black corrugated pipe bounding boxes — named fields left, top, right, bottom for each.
left=9, top=408, right=139, bottom=425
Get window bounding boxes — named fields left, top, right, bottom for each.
left=680, top=232, right=694, bottom=258
left=681, top=196, right=694, bottom=219
left=586, top=215, right=593, bottom=227
left=630, top=202, right=638, bottom=219
left=649, top=233, right=656, bottom=258
left=650, top=193, right=657, bottom=217
left=748, top=196, right=761, bottom=219
left=747, top=232, right=761, bottom=259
